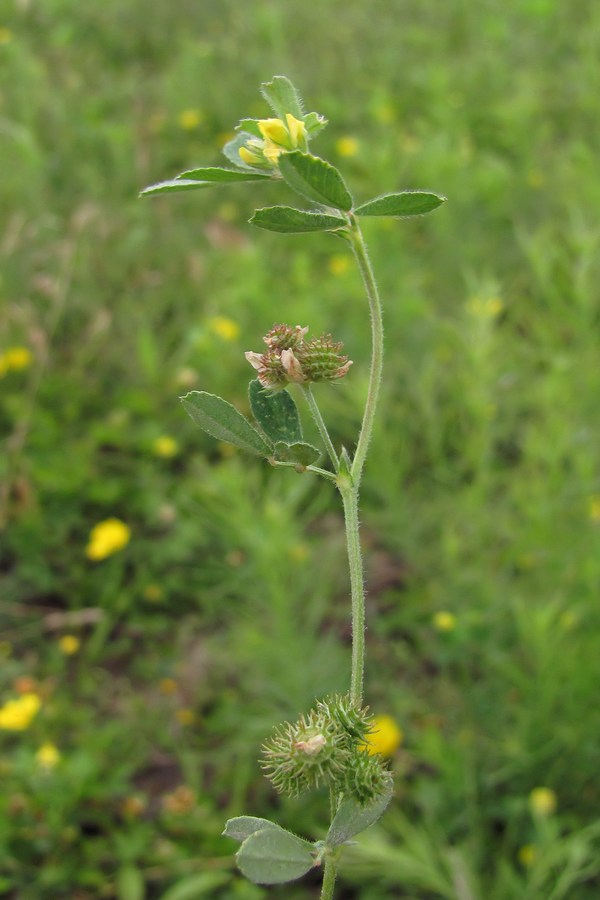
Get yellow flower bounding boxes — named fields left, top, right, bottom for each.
left=239, top=114, right=306, bottom=169
left=178, top=108, right=202, bottom=130
left=0, top=346, right=33, bottom=376
left=0, top=27, right=12, bottom=44
left=58, top=635, right=80, bottom=655
left=36, top=742, right=61, bottom=770
left=363, top=714, right=403, bottom=757
left=121, top=795, right=147, bottom=818
left=335, top=136, right=359, bottom=157
left=433, top=610, right=457, bottom=632
left=152, top=435, right=179, bottom=458
left=159, top=678, right=178, bottom=695
left=465, top=296, right=504, bottom=318
left=86, top=518, right=131, bottom=561
left=518, top=844, right=537, bottom=867
left=143, top=583, right=164, bottom=603
left=162, top=785, right=196, bottom=815
left=175, top=708, right=196, bottom=726
left=328, top=254, right=351, bottom=277
left=529, top=786, right=557, bottom=817
left=0, top=693, right=42, bottom=731
left=588, top=497, right=600, bottom=522
left=208, top=316, right=240, bottom=342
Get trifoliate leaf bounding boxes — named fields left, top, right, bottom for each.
left=175, top=166, right=271, bottom=183
left=326, top=775, right=394, bottom=846
left=223, top=816, right=286, bottom=843
left=181, top=392, right=272, bottom=456
left=249, top=379, right=303, bottom=444
left=140, top=179, right=213, bottom=197
left=260, top=76, right=304, bottom=120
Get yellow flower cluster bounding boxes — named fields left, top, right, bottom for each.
left=0, top=346, right=33, bottom=377
left=208, top=315, right=240, bottom=342
left=363, top=714, right=403, bottom=757
left=465, top=296, right=504, bottom=319
left=239, top=114, right=306, bottom=169
left=58, top=635, right=80, bottom=655
left=529, top=786, right=557, bottom=817
left=0, top=693, right=41, bottom=731
left=152, top=435, right=179, bottom=458
left=36, top=742, right=61, bottom=769
left=86, top=518, right=131, bottom=561
left=433, top=610, right=457, bottom=632
left=178, top=108, right=203, bottom=131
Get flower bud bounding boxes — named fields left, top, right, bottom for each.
left=245, top=325, right=352, bottom=391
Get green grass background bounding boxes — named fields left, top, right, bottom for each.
left=1, top=0, right=600, bottom=896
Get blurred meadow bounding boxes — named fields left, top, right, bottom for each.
left=1, top=0, right=600, bottom=897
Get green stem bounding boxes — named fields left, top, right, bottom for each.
left=320, top=856, right=337, bottom=900
left=303, top=385, right=339, bottom=471
left=341, top=485, right=365, bottom=704
left=338, top=220, right=385, bottom=707
left=348, top=219, right=384, bottom=487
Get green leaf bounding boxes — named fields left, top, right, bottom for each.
left=176, top=166, right=271, bottom=184
left=116, top=865, right=145, bottom=900
left=249, top=380, right=303, bottom=444
left=279, top=152, right=353, bottom=211
left=140, top=179, right=212, bottom=197
left=326, top=775, right=393, bottom=846
left=250, top=206, right=347, bottom=234
left=354, top=191, right=446, bottom=218
left=235, top=118, right=263, bottom=138
left=260, top=75, right=304, bottom=120
left=223, top=816, right=285, bottom=843
left=236, top=827, right=315, bottom=885
left=158, top=874, right=230, bottom=900
left=274, top=442, right=320, bottom=468
left=181, top=392, right=272, bottom=456
left=223, top=131, right=264, bottom=171
left=304, top=112, right=328, bottom=138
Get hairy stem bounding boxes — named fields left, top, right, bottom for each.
left=348, top=219, right=384, bottom=487
left=338, top=220, right=385, bottom=707
left=303, top=385, right=339, bottom=471
left=341, top=484, right=366, bottom=704
left=320, top=856, right=337, bottom=900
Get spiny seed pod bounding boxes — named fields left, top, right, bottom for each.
left=316, top=694, right=374, bottom=745
left=245, top=324, right=352, bottom=391
left=296, top=336, right=352, bottom=383
left=264, top=324, right=308, bottom=352
left=261, top=709, right=348, bottom=797
left=340, top=750, right=390, bottom=806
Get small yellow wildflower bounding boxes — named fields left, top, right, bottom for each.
left=86, top=518, right=131, bottom=561
left=288, top=543, right=310, bottom=563
left=208, top=315, right=240, bottom=342
left=328, top=254, right=351, bottom=277
left=0, top=27, right=12, bottom=44
left=36, top=742, right=61, bottom=770
left=152, top=435, right=179, bottom=458
left=58, top=635, right=80, bottom=656
left=335, top=136, right=359, bottom=157
left=178, top=108, right=202, bottom=130
left=175, top=708, right=196, bottom=726
left=373, top=103, right=395, bottom=124
left=0, top=346, right=33, bottom=376
left=0, top=693, right=41, bottom=731
left=143, top=584, right=164, bottom=603
left=239, top=114, right=306, bottom=169
left=465, top=296, right=504, bottom=318
left=588, top=497, right=600, bottom=522
left=162, top=785, right=196, bottom=815
left=529, top=786, right=557, bottom=817
left=363, top=715, right=403, bottom=757
left=159, top=678, right=178, bottom=695
left=518, top=844, right=537, bottom=867
left=433, top=611, right=457, bottom=632
left=121, top=795, right=147, bottom=818
left=527, top=170, right=545, bottom=190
